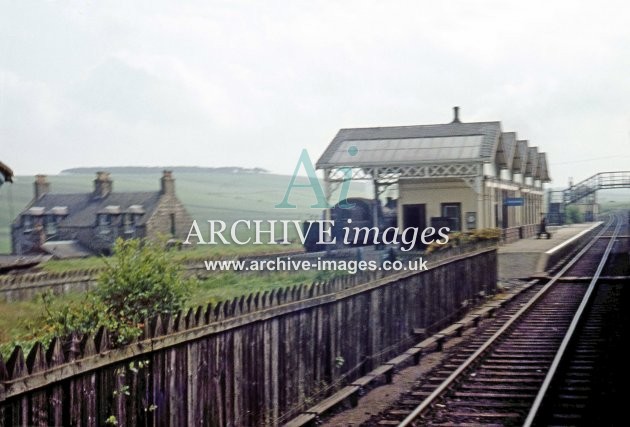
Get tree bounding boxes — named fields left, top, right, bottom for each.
left=564, top=206, right=582, bottom=224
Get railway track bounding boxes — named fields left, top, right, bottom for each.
left=528, top=282, right=627, bottom=425
left=365, top=213, right=627, bottom=426
left=525, top=217, right=629, bottom=426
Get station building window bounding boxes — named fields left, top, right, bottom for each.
left=441, top=203, right=462, bottom=231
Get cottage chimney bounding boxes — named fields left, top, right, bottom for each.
left=161, top=170, right=175, bottom=195
left=93, top=171, right=112, bottom=199
left=451, top=106, right=461, bottom=123
left=34, top=175, right=50, bottom=199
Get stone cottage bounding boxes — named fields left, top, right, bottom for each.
left=11, top=171, right=193, bottom=257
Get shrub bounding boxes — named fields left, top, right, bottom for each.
left=96, top=238, right=193, bottom=326
left=425, top=228, right=500, bottom=253
left=0, top=237, right=194, bottom=357
left=39, top=291, right=143, bottom=346
left=564, top=206, right=582, bottom=224
left=470, top=228, right=501, bottom=241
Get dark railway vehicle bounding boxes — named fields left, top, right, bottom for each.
left=303, top=197, right=397, bottom=252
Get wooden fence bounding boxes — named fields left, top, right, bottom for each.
left=0, top=250, right=302, bottom=302
left=0, top=268, right=100, bottom=302
left=0, top=248, right=496, bottom=426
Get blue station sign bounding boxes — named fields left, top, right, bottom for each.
left=504, top=197, right=524, bottom=206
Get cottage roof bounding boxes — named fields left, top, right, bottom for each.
left=20, top=191, right=161, bottom=227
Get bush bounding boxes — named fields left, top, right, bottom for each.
left=39, top=291, right=143, bottom=346
left=425, top=228, right=500, bottom=253
left=1, top=237, right=195, bottom=357
left=96, top=238, right=193, bottom=326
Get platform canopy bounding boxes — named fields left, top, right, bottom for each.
left=496, top=132, right=517, bottom=171
left=318, top=119, right=500, bottom=162
left=316, top=108, right=551, bottom=190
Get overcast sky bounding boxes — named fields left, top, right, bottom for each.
left=1, top=0, right=629, bottom=187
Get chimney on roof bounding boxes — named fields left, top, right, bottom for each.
left=93, top=171, right=112, bottom=199
left=161, top=170, right=175, bottom=196
left=451, top=106, right=461, bottom=123
left=34, top=175, right=50, bottom=200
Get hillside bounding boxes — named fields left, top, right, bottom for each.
left=0, top=170, right=368, bottom=253
left=61, top=166, right=268, bottom=174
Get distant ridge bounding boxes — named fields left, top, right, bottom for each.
left=61, top=166, right=269, bottom=174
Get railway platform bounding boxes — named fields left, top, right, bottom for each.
left=498, top=221, right=602, bottom=281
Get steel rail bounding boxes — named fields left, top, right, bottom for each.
left=523, top=213, right=623, bottom=426
left=398, top=216, right=615, bottom=427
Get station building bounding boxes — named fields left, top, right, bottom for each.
left=316, top=107, right=551, bottom=242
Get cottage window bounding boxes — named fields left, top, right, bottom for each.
left=123, top=213, right=136, bottom=234
left=45, top=216, right=58, bottom=236
left=98, top=214, right=111, bottom=226
left=97, top=214, right=111, bottom=234
left=22, top=215, right=34, bottom=233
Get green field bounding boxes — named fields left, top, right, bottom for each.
left=0, top=169, right=368, bottom=350
left=38, top=242, right=304, bottom=273
left=592, top=189, right=630, bottom=214
left=0, top=269, right=333, bottom=351
left=0, top=170, right=368, bottom=254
